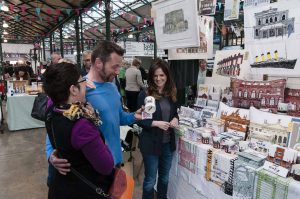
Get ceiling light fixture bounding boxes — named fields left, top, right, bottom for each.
left=3, top=31, right=8, bottom=35
left=3, top=39, right=8, bottom=42
left=3, top=21, right=8, bottom=28
left=1, top=2, right=9, bottom=12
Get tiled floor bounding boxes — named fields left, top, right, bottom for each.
left=0, top=124, right=145, bottom=199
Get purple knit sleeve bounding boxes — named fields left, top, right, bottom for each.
left=71, top=119, right=114, bottom=175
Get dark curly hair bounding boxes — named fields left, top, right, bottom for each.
left=147, top=59, right=177, bottom=102
left=43, top=63, right=81, bottom=105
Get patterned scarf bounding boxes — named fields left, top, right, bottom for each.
left=58, top=102, right=102, bottom=127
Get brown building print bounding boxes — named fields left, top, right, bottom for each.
left=231, top=78, right=286, bottom=111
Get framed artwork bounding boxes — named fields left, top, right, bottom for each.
left=210, top=50, right=251, bottom=87
left=244, top=0, right=300, bottom=76
left=197, top=0, right=217, bottom=15
left=224, top=0, right=240, bottom=21
left=168, top=15, right=214, bottom=60
left=152, top=0, right=200, bottom=49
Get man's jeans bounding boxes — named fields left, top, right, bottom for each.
left=142, top=143, right=173, bottom=199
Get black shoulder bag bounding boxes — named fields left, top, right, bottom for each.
left=31, top=93, right=48, bottom=121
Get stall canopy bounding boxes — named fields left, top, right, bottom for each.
left=0, top=0, right=154, bottom=44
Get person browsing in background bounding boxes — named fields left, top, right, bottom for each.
left=81, top=50, right=92, bottom=76
left=17, top=65, right=30, bottom=80
left=43, top=63, right=114, bottom=199
left=50, top=52, right=62, bottom=65
left=46, top=41, right=143, bottom=181
left=137, top=58, right=179, bottom=199
left=125, top=58, right=145, bottom=112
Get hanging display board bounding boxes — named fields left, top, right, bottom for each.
left=244, top=0, right=300, bottom=76
left=210, top=50, right=251, bottom=87
left=152, top=0, right=200, bottom=49
left=168, top=15, right=214, bottom=60
left=224, top=0, right=240, bottom=21
left=197, top=0, right=217, bottom=15
left=243, top=0, right=270, bottom=8
left=117, top=42, right=166, bottom=57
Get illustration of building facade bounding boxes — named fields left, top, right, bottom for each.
left=163, top=9, right=188, bottom=34
left=216, top=53, right=244, bottom=77
left=220, top=110, right=250, bottom=136
left=267, top=145, right=298, bottom=169
left=254, top=8, right=295, bottom=39
left=248, top=120, right=289, bottom=152
left=231, top=78, right=286, bottom=109
left=198, top=0, right=216, bottom=15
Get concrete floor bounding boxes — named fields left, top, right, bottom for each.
left=0, top=126, right=144, bottom=199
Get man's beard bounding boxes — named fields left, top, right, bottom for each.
left=100, top=67, right=114, bottom=82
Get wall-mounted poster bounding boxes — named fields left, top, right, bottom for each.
left=244, top=0, right=300, bottom=76
left=224, top=0, right=240, bottom=21
left=168, top=16, right=214, bottom=60
left=197, top=0, right=217, bottom=15
left=210, top=50, right=251, bottom=87
left=152, top=0, right=200, bottom=49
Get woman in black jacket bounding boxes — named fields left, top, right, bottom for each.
left=137, top=59, right=178, bottom=199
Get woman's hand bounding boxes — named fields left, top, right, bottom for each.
left=152, top=121, right=170, bottom=131
left=169, top=117, right=179, bottom=128
left=49, top=149, right=71, bottom=175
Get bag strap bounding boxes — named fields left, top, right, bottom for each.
left=50, top=119, right=110, bottom=198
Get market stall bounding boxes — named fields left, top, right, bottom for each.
left=6, top=94, right=44, bottom=131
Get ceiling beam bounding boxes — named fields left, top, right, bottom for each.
left=110, top=1, right=137, bottom=28
left=118, top=0, right=144, bottom=17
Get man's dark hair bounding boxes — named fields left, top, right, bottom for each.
left=91, top=40, right=124, bottom=65
left=43, top=63, right=81, bottom=105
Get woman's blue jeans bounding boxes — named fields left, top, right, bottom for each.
left=142, top=143, right=173, bottom=199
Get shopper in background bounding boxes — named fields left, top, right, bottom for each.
left=81, top=50, right=92, bottom=76
left=50, top=52, right=61, bottom=65
left=137, top=58, right=178, bottom=199
left=119, top=60, right=129, bottom=106
left=25, top=61, right=34, bottom=77
left=125, top=58, right=145, bottom=112
left=16, top=65, right=30, bottom=80
left=43, top=63, right=114, bottom=199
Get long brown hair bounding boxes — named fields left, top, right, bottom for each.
left=147, top=59, right=177, bottom=102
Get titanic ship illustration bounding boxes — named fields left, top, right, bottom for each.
left=163, top=9, right=188, bottom=34
left=250, top=50, right=297, bottom=69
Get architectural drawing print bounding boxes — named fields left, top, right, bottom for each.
left=163, top=9, right=188, bottom=34
left=231, top=78, right=286, bottom=110
left=253, top=8, right=295, bottom=39
left=248, top=120, right=289, bottom=152
left=224, top=0, right=240, bottom=21
left=251, top=50, right=297, bottom=69
left=216, top=53, right=244, bottom=77
left=152, top=0, right=199, bottom=49
left=197, top=0, right=217, bottom=15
